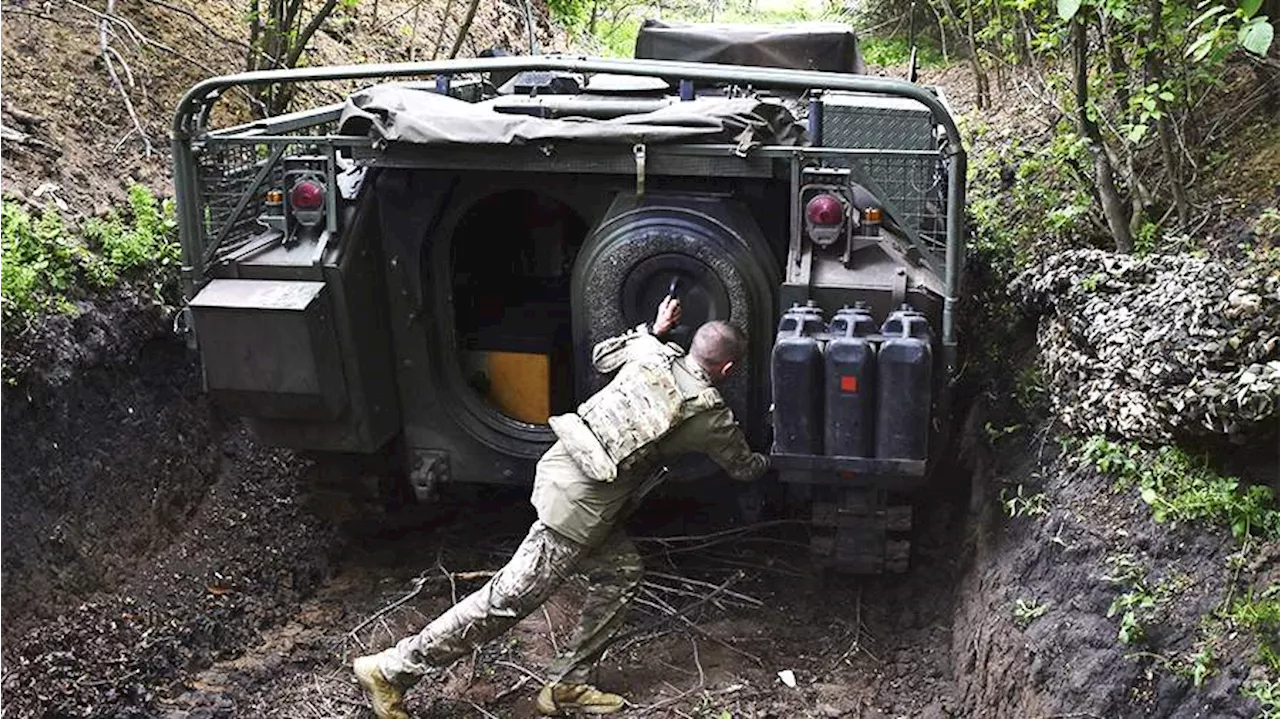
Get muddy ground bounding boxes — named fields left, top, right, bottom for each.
left=0, top=298, right=967, bottom=718
left=7, top=296, right=1271, bottom=718
left=159, top=487, right=965, bottom=719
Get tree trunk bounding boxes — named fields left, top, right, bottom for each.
left=1074, top=17, right=1132, bottom=252
left=246, top=0, right=262, bottom=72
left=939, top=0, right=988, bottom=108
left=448, top=0, right=481, bottom=59
left=1145, top=0, right=1189, bottom=230
left=964, top=0, right=991, bottom=106
left=431, top=0, right=457, bottom=59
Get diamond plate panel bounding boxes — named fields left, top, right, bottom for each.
left=817, top=92, right=946, bottom=262
left=820, top=92, right=935, bottom=150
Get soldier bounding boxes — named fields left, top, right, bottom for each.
left=354, top=297, right=770, bottom=718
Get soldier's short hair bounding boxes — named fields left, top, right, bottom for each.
left=690, top=320, right=748, bottom=367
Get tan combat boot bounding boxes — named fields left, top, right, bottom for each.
left=353, top=655, right=408, bottom=719
left=536, top=682, right=626, bottom=716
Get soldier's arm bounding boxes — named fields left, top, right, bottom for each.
left=590, top=324, right=659, bottom=374
left=678, top=407, right=770, bottom=482
left=591, top=298, right=681, bottom=374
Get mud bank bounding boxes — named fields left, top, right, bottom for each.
left=952, top=432, right=1274, bottom=719
left=0, top=298, right=341, bottom=717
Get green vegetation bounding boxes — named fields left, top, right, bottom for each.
left=1079, top=436, right=1280, bottom=542
left=1254, top=208, right=1280, bottom=240
left=1081, top=440, right=1278, bottom=702
left=0, top=184, right=179, bottom=334
left=1000, top=484, right=1048, bottom=519
left=860, top=0, right=1274, bottom=253
left=1244, top=677, right=1280, bottom=718
left=1013, top=598, right=1050, bottom=626
left=547, top=0, right=948, bottom=62
left=550, top=0, right=852, bottom=57
left=83, top=184, right=181, bottom=280
left=859, top=35, right=945, bottom=68
left=1222, top=584, right=1280, bottom=674
left=1101, top=555, right=1190, bottom=646
left=1013, top=363, right=1047, bottom=416
left=1, top=200, right=110, bottom=330
left=1180, top=642, right=1216, bottom=688
left=964, top=115, right=1094, bottom=271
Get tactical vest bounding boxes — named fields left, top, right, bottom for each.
left=549, top=353, right=723, bottom=482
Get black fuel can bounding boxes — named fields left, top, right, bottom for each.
left=874, top=305, right=933, bottom=461
left=825, top=302, right=877, bottom=458
left=771, top=301, right=826, bottom=455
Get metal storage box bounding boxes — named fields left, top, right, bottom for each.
left=819, top=92, right=944, bottom=258
left=189, top=279, right=347, bottom=420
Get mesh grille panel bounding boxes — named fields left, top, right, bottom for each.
left=194, top=119, right=336, bottom=261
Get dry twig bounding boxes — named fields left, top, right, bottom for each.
left=646, top=571, right=763, bottom=607
left=617, top=571, right=764, bottom=667
left=466, top=699, right=501, bottom=719
left=0, top=124, right=61, bottom=157
left=541, top=605, right=559, bottom=655
left=495, top=659, right=546, bottom=685
left=349, top=574, right=430, bottom=638
left=347, top=569, right=495, bottom=639
left=493, top=674, right=532, bottom=702
left=630, top=634, right=706, bottom=716
left=94, top=0, right=151, bottom=156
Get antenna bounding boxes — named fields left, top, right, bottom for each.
left=907, top=0, right=919, bottom=83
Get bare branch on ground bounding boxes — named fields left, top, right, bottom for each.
left=96, top=0, right=152, bottom=157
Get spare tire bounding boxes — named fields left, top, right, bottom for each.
left=570, top=192, right=779, bottom=446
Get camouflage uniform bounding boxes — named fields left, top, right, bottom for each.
left=375, top=323, right=768, bottom=690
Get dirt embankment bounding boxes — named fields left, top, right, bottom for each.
left=0, top=0, right=558, bottom=714
left=953, top=427, right=1276, bottom=718
left=0, top=296, right=344, bottom=717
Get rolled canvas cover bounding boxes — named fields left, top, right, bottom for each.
left=634, top=20, right=866, bottom=75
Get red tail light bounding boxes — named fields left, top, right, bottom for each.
left=290, top=179, right=324, bottom=210
left=805, top=193, right=844, bottom=226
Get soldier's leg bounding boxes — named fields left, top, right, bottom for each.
left=373, top=520, right=592, bottom=689
left=546, top=527, right=644, bottom=684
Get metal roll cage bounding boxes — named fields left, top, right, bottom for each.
left=171, top=54, right=967, bottom=370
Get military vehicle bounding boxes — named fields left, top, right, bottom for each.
left=173, top=21, right=966, bottom=574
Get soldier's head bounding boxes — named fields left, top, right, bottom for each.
left=690, top=320, right=748, bottom=384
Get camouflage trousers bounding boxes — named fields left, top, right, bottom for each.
left=376, top=520, right=644, bottom=688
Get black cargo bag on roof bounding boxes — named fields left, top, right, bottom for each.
left=634, top=20, right=866, bottom=75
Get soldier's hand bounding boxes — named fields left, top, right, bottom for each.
left=653, top=297, right=682, bottom=336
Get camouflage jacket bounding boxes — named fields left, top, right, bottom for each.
left=531, top=324, right=768, bottom=546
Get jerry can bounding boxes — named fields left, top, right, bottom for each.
left=825, top=302, right=877, bottom=458
left=771, top=301, right=825, bottom=454
left=875, top=304, right=932, bottom=461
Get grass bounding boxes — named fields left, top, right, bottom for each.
left=1013, top=598, right=1049, bottom=627
left=860, top=35, right=945, bottom=69
left=1079, top=436, right=1280, bottom=542
left=0, top=184, right=179, bottom=335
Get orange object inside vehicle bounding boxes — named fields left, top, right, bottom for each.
left=483, top=351, right=551, bottom=424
